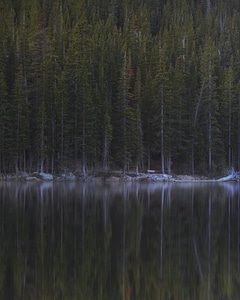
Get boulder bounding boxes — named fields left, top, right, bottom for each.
left=39, top=172, right=54, bottom=181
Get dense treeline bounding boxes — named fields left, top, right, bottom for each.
left=1, top=0, right=240, bottom=175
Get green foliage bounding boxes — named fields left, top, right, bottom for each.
left=1, top=0, right=240, bottom=174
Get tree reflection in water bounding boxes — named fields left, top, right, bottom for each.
left=0, top=181, right=239, bottom=299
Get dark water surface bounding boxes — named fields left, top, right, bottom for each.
left=0, top=181, right=240, bottom=299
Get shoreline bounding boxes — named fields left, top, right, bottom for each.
left=0, top=171, right=238, bottom=183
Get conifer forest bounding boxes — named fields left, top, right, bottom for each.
left=1, top=0, right=240, bottom=175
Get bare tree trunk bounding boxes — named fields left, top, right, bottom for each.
left=123, top=50, right=127, bottom=175
left=74, top=93, right=78, bottom=166
left=206, top=0, right=211, bottom=15
left=194, top=81, right=205, bottom=128
left=208, top=58, right=212, bottom=172
left=228, top=80, right=232, bottom=167
left=161, top=82, right=165, bottom=174
left=135, top=161, right=139, bottom=176
left=208, top=108, right=212, bottom=172
left=82, top=116, right=86, bottom=176
left=60, top=95, right=64, bottom=172
left=167, top=153, right=171, bottom=174
left=103, top=130, right=109, bottom=172
left=191, top=145, right=195, bottom=175
left=40, top=120, right=44, bottom=173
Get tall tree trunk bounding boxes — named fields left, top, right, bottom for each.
left=167, top=153, right=171, bottom=174
left=208, top=58, right=212, bottom=172
left=103, top=129, right=109, bottom=172
left=135, top=161, right=139, bottom=176
left=206, top=0, right=211, bottom=15
left=82, top=119, right=86, bottom=176
left=122, top=50, right=127, bottom=174
left=40, top=118, right=44, bottom=173
left=191, top=145, right=195, bottom=175
left=74, top=83, right=78, bottom=166
left=228, top=80, right=232, bottom=167
left=208, top=108, right=212, bottom=172
left=161, top=82, right=165, bottom=174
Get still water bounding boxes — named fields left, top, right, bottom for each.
left=0, top=180, right=239, bottom=299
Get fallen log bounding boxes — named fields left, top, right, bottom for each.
left=217, top=174, right=237, bottom=182
left=217, top=167, right=239, bottom=182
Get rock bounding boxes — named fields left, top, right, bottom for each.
left=26, top=176, right=38, bottom=181
left=39, top=172, right=54, bottom=181
left=60, top=172, right=76, bottom=181
left=136, top=173, right=172, bottom=182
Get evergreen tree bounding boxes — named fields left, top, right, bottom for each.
left=65, top=10, right=94, bottom=175
left=1, top=0, right=240, bottom=174
left=13, top=64, right=30, bottom=172
left=198, top=37, right=222, bottom=172
left=0, top=47, right=9, bottom=173
left=220, top=61, right=236, bottom=168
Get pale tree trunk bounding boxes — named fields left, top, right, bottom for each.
left=122, top=50, right=127, bottom=175
left=103, top=130, right=109, bottom=172
left=167, top=153, right=171, bottom=174
left=82, top=117, right=86, bottom=176
left=208, top=58, right=212, bottom=172
left=193, top=81, right=205, bottom=175
left=228, top=80, right=232, bottom=167
left=206, top=0, right=211, bottom=15
left=161, top=82, right=165, bottom=174
left=74, top=83, right=78, bottom=166
left=208, top=108, right=212, bottom=172
left=40, top=118, right=44, bottom=173
left=60, top=96, right=64, bottom=172
left=135, top=162, right=139, bottom=176
left=191, top=145, right=195, bottom=175
left=23, top=149, right=26, bottom=173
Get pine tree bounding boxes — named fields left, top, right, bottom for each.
left=65, top=10, right=94, bottom=175
left=131, top=67, right=143, bottom=174
left=198, top=37, right=222, bottom=172
left=220, top=60, right=236, bottom=168
left=0, top=47, right=9, bottom=173
left=13, top=64, right=30, bottom=172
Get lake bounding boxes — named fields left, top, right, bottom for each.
left=0, top=180, right=239, bottom=299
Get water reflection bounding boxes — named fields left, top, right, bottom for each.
left=0, top=181, right=240, bottom=299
